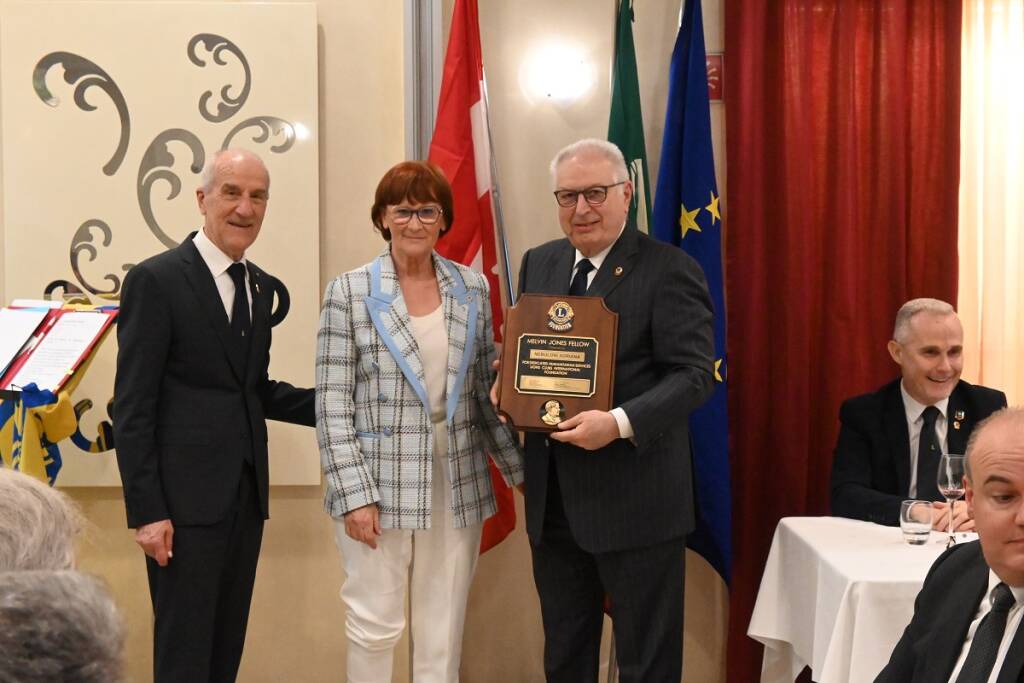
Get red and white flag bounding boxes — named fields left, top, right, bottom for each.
left=428, top=0, right=514, bottom=553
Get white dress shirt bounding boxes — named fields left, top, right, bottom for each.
left=900, top=382, right=950, bottom=498
left=193, top=228, right=252, bottom=322
left=947, top=572, right=1024, bottom=682
left=569, top=225, right=633, bottom=439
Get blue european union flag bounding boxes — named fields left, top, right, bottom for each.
left=652, top=0, right=731, bottom=583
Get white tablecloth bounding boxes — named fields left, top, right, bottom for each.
left=747, top=516, right=973, bottom=683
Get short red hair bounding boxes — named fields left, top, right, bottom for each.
left=371, top=161, right=454, bottom=241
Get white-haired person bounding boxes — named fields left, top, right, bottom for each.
left=505, top=137, right=715, bottom=681
left=0, top=466, right=82, bottom=570
left=0, top=570, right=124, bottom=683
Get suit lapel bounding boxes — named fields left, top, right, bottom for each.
left=947, top=383, right=970, bottom=455
left=587, top=227, right=640, bottom=299
left=883, top=381, right=913, bottom=495
left=915, top=547, right=989, bottom=681
left=178, top=235, right=246, bottom=383
left=532, top=241, right=575, bottom=296
left=364, top=251, right=429, bottom=412
left=436, top=257, right=478, bottom=424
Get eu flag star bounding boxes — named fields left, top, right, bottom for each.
left=680, top=202, right=701, bottom=239
left=714, top=358, right=724, bottom=382
left=705, top=191, right=721, bottom=224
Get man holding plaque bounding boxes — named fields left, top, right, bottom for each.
left=509, top=139, right=715, bottom=681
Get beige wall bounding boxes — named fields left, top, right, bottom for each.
left=4, top=0, right=728, bottom=680
left=5, top=1, right=406, bottom=681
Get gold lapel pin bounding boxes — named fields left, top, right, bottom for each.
left=953, top=420, right=961, bottom=430
left=613, top=266, right=624, bottom=276
left=954, top=410, right=965, bottom=421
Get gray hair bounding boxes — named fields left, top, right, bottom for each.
left=965, top=406, right=1024, bottom=478
left=892, top=298, right=956, bottom=344
left=549, top=138, right=629, bottom=188
left=0, top=468, right=82, bottom=570
left=198, top=148, right=270, bottom=193
left=0, top=570, right=124, bottom=683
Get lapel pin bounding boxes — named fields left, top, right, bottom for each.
left=953, top=420, right=961, bottom=430
left=613, top=266, right=624, bottom=276
left=954, top=410, right=965, bottom=421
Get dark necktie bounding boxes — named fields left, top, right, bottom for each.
left=915, top=405, right=942, bottom=501
left=569, top=258, right=595, bottom=297
left=227, top=262, right=251, bottom=339
left=955, top=582, right=1017, bottom=683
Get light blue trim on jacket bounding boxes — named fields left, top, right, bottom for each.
left=365, top=257, right=430, bottom=412
left=437, top=258, right=478, bottom=424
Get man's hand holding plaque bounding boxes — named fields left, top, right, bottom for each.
left=496, top=293, right=617, bottom=432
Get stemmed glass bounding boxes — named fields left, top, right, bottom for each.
left=936, top=454, right=966, bottom=548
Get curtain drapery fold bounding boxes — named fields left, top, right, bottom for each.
left=958, top=0, right=1024, bottom=407
left=724, top=2, right=962, bottom=680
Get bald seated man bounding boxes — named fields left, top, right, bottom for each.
left=876, top=407, right=1024, bottom=682
left=831, top=298, right=1006, bottom=528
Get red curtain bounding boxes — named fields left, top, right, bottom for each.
left=723, top=2, right=962, bottom=681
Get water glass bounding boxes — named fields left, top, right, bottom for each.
left=900, top=500, right=933, bottom=545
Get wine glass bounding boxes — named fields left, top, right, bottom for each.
left=936, top=454, right=966, bottom=548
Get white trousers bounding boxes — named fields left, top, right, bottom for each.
left=334, top=422, right=482, bottom=683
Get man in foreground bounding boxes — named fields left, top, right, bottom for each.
left=876, top=406, right=1024, bottom=681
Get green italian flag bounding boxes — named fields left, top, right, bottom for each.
left=608, top=0, right=652, bottom=233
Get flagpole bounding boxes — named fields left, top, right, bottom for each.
left=479, top=68, right=516, bottom=307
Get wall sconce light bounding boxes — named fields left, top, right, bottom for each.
left=519, top=42, right=595, bottom=105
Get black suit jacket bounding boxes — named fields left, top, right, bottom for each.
left=518, top=227, right=715, bottom=553
left=114, top=234, right=314, bottom=528
left=830, top=378, right=1006, bottom=525
left=876, top=541, right=1024, bottom=683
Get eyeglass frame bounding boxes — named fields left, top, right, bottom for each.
left=388, top=204, right=445, bottom=225
left=552, top=181, right=627, bottom=208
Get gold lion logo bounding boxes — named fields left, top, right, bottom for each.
left=547, top=301, right=574, bottom=331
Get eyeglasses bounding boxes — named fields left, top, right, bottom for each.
left=553, top=182, right=626, bottom=208
left=390, top=206, right=443, bottom=225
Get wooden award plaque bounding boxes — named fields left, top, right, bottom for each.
left=498, top=294, right=618, bottom=432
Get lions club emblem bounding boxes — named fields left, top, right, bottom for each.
left=547, top=301, right=574, bottom=331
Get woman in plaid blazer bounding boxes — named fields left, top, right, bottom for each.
left=315, top=161, right=523, bottom=681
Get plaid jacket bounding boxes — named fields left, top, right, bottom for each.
left=316, top=249, right=524, bottom=529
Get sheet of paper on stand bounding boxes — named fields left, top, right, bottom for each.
left=3, top=311, right=111, bottom=392
left=0, top=307, right=49, bottom=378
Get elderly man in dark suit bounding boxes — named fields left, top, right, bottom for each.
left=508, top=138, right=715, bottom=682
left=114, top=148, right=314, bottom=683
left=876, top=407, right=1024, bottom=682
left=831, top=298, right=1006, bottom=528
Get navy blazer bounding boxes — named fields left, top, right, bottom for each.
left=114, top=234, right=314, bottom=528
left=830, top=378, right=1006, bottom=525
left=876, top=541, right=1024, bottom=683
left=518, top=227, right=715, bottom=553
